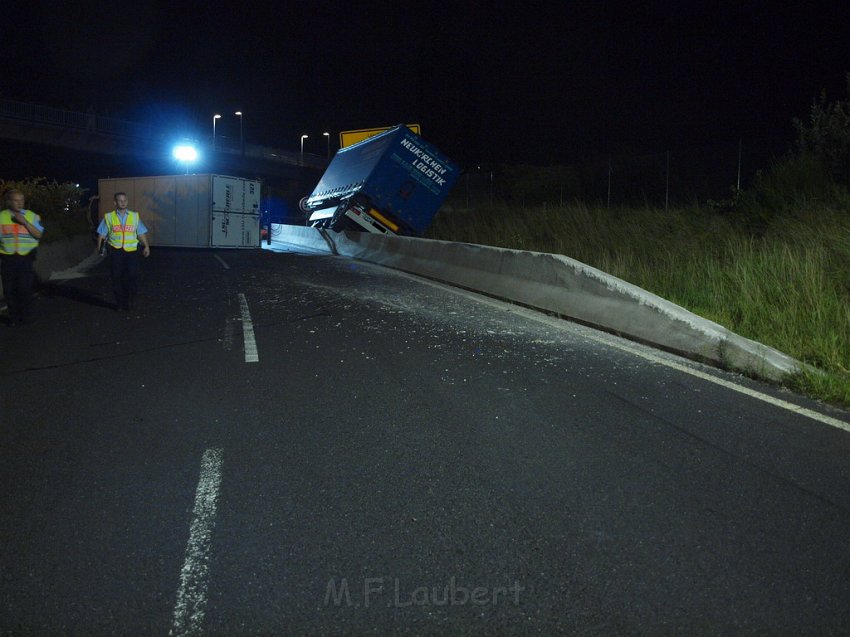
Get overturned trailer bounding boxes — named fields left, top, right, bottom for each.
left=300, top=125, right=459, bottom=236
left=98, top=174, right=262, bottom=248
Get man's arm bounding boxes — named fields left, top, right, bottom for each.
left=13, top=211, right=43, bottom=240
left=96, top=218, right=108, bottom=253
left=138, top=232, right=151, bottom=257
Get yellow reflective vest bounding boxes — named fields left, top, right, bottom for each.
left=0, top=209, right=41, bottom=256
left=105, top=210, right=140, bottom=251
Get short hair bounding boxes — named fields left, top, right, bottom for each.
left=4, top=189, right=23, bottom=206
left=114, top=192, right=127, bottom=200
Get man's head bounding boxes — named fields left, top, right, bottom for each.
left=114, top=192, right=129, bottom=211
left=4, top=189, right=24, bottom=212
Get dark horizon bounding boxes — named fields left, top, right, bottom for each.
left=4, top=2, right=850, bottom=168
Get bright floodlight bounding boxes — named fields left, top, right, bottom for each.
left=172, top=144, right=198, bottom=162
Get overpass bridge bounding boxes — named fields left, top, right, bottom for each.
left=0, top=98, right=324, bottom=195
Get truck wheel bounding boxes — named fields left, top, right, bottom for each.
left=330, top=215, right=357, bottom=232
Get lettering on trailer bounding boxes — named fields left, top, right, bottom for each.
left=399, top=138, right=449, bottom=187
left=225, top=184, right=233, bottom=210
left=390, top=153, right=442, bottom=196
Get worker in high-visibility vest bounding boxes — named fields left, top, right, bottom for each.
left=0, top=189, right=44, bottom=326
left=96, top=192, right=151, bottom=312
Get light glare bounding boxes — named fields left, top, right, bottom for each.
left=173, top=144, right=198, bottom=162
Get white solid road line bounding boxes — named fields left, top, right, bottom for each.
left=213, top=254, right=230, bottom=270
left=501, top=291, right=850, bottom=433
left=238, top=293, right=259, bottom=363
left=390, top=269, right=850, bottom=434
left=588, top=331, right=850, bottom=433
left=171, top=447, right=224, bottom=637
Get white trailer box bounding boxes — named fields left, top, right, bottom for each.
left=98, top=174, right=261, bottom=248
left=213, top=175, right=261, bottom=214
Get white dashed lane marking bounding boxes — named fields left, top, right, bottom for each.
left=171, top=447, right=224, bottom=637
left=238, top=293, right=259, bottom=363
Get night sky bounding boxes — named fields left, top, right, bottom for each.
left=4, top=1, right=850, bottom=167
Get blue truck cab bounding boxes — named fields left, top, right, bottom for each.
left=300, top=124, right=459, bottom=236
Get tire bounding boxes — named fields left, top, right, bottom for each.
left=330, top=215, right=359, bottom=232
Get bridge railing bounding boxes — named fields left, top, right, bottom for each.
left=0, top=98, right=164, bottom=141
left=0, top=98, right=327, bottom=169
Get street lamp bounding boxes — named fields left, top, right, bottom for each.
left=235, top=111, right=243, bottom=156
left=300, top=134, right=308, bottom=163
left=323, top=132, right=330, bottom=160
left=212, top=114, right=221, bottom=151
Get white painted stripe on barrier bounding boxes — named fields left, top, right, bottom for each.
left=238, top=293, right=259, bottom=363
left=171, top=447, right=224, bottom=637
left=213, top=255, right=230, bottom=270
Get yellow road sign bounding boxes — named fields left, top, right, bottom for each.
left=339, top=124, right=421, bottom=148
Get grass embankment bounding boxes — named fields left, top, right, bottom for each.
left=426, top=203, right=850, bottom=408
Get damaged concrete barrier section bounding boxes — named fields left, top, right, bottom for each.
left=274, top=225, right=806, bottom=383
left=0, top=234, right=95, bottom=300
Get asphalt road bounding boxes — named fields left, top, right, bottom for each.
left=1, top=245, right=849, bottom=636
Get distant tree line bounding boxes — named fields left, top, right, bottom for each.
left=447, top=74, right=850, bottom=218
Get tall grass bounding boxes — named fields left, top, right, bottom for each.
left=427, top=201, right=850, bottom=407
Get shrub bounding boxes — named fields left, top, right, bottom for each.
left=0, top=178, right=91, bottom=242
left=794, top=73, right=850, bottom=184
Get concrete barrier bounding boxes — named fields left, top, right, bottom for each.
left=7, top=225, right=806, bottom=382
left=0, top=233, right=95, bottom=299
left=272, top=225, right=805, bottom=382
left=34, top=234, right=96, bottom=282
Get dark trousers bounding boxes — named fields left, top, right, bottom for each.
left=0, top=252, right=37, bottom=323
left=109, top=246, right=140, bottom=308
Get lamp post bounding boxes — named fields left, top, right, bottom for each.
left=300, top=134, right=308, bottom=163
left=323, top=132, right=330, bottom=160
left=212, top=114, right=221, bottom=151
left=235, top=111, right=243, bottom=156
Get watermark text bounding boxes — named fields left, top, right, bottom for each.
left=324, top=576, right=523, bottom=609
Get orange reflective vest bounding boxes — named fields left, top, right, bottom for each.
left=0, top=209, right=41, bottom=256
left=105, top=210, right=140, bottom=251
